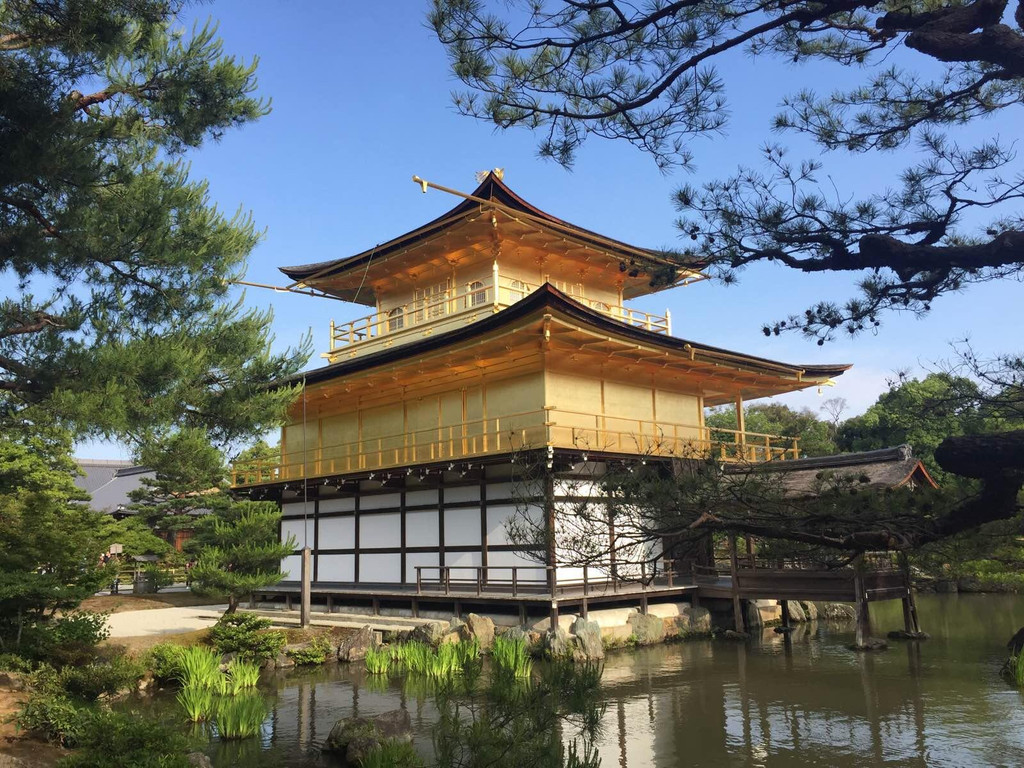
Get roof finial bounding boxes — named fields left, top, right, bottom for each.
left=475, top=168, right=504, bottom=183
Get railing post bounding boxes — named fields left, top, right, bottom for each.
left=512, top=567, right=518, bottom=597
left=416, top=567, right=422, bottom=595
left=445, top=567, right=450, bottom=596
left=329, top=318, right=336, bottom=352
left=667, top=558, right=674, bottom=588
left=476, top=567, right=482, bottom=596
left=665, top=308, right=672, bottom=335
left=583, top=565, right=589, bottom=596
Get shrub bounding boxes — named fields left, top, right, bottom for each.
left=21, top=612, right=110, bottom=665
left=57, top=657, right=144, bottom=701
left=146, top=644, right=184, bottom=683
left=57, top=709, right=191, bottom=768
left=15, top=694, right=90, bottom=746
left=286, top=635, right=333, bottom=665
left=143, top=564, right=175, bottom=592
left=209, top=613, right=285, bottom=663
left=0, top=653, right=33, bottom=672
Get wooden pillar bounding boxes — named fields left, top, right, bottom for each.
left=300, top=546, right=312, bottom=628
left=735, top=393, right=746, bottom=459
left=853, top=557, right=870, bottom=647
left=899, top=551, right=922, bottom=634
left=729, top=534, right=744, bottom=633
left=780, top=600, right=791, bottom=628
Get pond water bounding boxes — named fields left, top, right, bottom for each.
left=140, top=594, right=1024, bottom=767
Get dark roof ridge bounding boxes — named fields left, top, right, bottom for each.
left=733, top=445, right=915, bottom=474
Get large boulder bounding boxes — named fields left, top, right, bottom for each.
left=544, top=627, right=572, bottom=658
left=186, top=753, right=213, bottom=768
left=409, top=621, right=447, bottom=647
left=628, top=612, right=665, bottom=646
left=786, top=601, right=807, bottom=623
left=337, top=625, right=378, bottom=663
left=801, top=601, right=818, bottom=621
left=462, top=614, right=495, bottom=650
left=440, top=617, right=466, bottom=645
left=1008, top=627, right=1024, bottom=656
left=744, top=602, right=763, bottom=630
left=570, top=617, right=604, bottom=660
left=323, top=709, right=412, bottom=762
left=676, top=605, right=712, bottom=638
left=821, top=603, right=857, bottom=621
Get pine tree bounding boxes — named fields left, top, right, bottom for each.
left=0, top=0, right=308, bottom=443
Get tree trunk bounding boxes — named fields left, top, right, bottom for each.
left=226, top=595, right=239, bottom=614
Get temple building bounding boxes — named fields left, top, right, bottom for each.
left=231, top=171, right=851, bottom=623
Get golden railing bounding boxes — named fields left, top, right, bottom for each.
left=230, top=408, right=799, bottom=487
left=327, top=276, right=670, bottom=354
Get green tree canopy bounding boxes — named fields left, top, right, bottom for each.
left=706, top=403, right=836, bottom=458
left=838, top=373, right=989, bottom=482
left=0, top=0, right=307, bottom=443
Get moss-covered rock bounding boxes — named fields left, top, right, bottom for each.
left=627, top=613, right=665, bottom=646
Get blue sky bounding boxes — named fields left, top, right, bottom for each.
left=78, top=0, right=1024, bottom=459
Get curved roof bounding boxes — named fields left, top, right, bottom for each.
left=287, top=283, right=850, bottom=389
left=280, top=173, right=702, bottom=290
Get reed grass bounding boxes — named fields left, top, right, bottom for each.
left=176, top=646, right=223, bottom=690
left=491, top=636, right=532, bottom=679
left=177, top=684, right=214, bottom=722
left=365, top=646, right=392, bottom=675
left=1011, top=653, right=1024, bottom=686
left=213, top=693, right=268, bottom=740
left=227, top=659, right=261, bottom=693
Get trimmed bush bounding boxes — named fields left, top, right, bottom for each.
left=146, top=644, right=185, bottom=683
left=57, top=709, right=191, bottom=768
left=209, top=613, right=285, bottom=663
left=287, top=635, right=334, bottom=665
left=15, top=694, right=90, bottom=746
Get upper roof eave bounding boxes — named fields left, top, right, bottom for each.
left=279, top=173, right=705, bottom=286
left=283, top=284, right=850, bottom=389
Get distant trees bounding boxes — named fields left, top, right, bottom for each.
left=707, top=403, right=837, bottom=458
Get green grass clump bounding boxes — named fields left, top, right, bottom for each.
left=491, top=636, right=532, bottom=679
left=1010, top=653, right=1024, bottom=686
left=360, top=739, right=425, bottom=768
left=397, top=641, right=434, bottom=675
left=365, top=646, right=392, bottom=675
left=227, top=659, right=261, bottom=693
left=175, top=646, right=222, bottom=690
left=213, top=693, right=268, bottom=740
left=177, top=685, right=214, bottom=723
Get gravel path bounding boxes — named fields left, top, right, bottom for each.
left=105, top=604, right=228, bottom=638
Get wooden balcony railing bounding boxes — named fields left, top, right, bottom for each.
left=326, top=276, right=670, bottom=357
left=230, top=408, right=800, bottom=487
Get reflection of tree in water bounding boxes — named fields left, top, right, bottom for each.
left=432, top=661, right=605, bottom=768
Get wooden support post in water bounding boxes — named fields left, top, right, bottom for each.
left=729, top=534, right=744, bottom=633
left=781, top=599, right=791, bottom=629
left=853, top=557, right=871, bottom=647
left=899, top=551, right=923, bottom=634
left=300, top=547, right=312, bottom=629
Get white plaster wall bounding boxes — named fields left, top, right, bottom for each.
left=281, top=502, right=313, bottom=518
left=319, top=497, right=356, bottom=513
left=486, top=503, right=542, bottom=546
left=444, top=507, right=481, bottom=546
left=360, top=512, right=401, bottom=548
left=486, top=549, right=546, bottom=583
left=280, top=518, right=315, bottom=549
left=405, top=509, right=439, bottom=546
left=318, top=517, right=355, bottom=549
left=360, top=553, right=401, bottom=583
left=281, top=555, right=301, bottom=581
left=317, top=554, right=355, bottom=582
left=445, top=485, right=480, bottom=503
left=405, top=488, right=438, bottom=507
left=361, top=492, right=401, bottom=510
left=444, top=550, right=483, bottom=578
left=405, top=552, right=439, bottom=583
